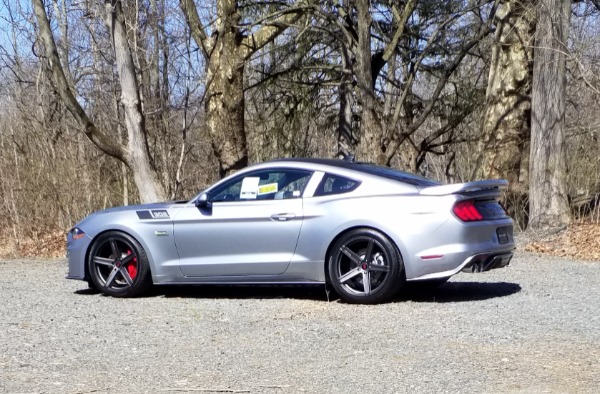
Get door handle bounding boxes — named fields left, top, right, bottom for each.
left=270, top=213, right=296, bottom=221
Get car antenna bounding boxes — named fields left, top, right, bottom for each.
left=335, top=142, right=356, bottom=163
left=343, top=153, right=355, bottom=163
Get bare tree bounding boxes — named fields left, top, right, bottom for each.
left=180, top=0, right=311, bottom=177
left=313, top=1, right=495, bottom=169
left=32, top=0, right=166, bottom=202
left=330, top=0, right=416, bottom=164
left=529, top=0, right=571, bottom=229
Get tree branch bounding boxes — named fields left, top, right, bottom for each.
left=382, top=0, right=417, bottom=63
left=32, top=0, right=125, bottom=161
left=386, top=5, right=497, bottom=162
left=179, top=0, right=212, bottom=59
left=240, top=1, right=312, bottom=61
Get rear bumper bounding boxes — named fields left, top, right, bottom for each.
left=461, top=252, right=513, bottom=273
left=407, top=250, right=514, bottom=281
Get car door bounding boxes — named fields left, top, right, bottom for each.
left=173, top=168, right=313, bottom=277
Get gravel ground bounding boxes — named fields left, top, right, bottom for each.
left=1, top=251, right=599, bottom=394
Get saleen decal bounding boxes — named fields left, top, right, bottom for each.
left=150, top=210, right=170, bottom=219
left=136, top=210, right=170, bottom=220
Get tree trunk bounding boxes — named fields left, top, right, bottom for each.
left=337, top=48, right=356, bottom=157
left=354, top=0, right=385, bottom=165
left=106, top=0, right=166, bottom=202
left=479, top=0, right=535, bottom=187
left=205, top=0, right=248, bottom=178
left=352, top=0, right=416, bottom=165
left=105, top=0, right=166, bottom=202
left=529, top=0, right=571, bottom=229
left=180, top=0, right=307, bottom=178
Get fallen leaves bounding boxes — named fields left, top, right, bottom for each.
left=524, top=223, right=600, bottom=261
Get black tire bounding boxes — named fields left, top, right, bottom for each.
left=87, top=231, right=152, bottom=297
left=327, top=228, right=405, bottom=304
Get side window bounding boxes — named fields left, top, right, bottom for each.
left=210, top=169, right=313, bottom=202
left=314, top=174, right=360, bottom=197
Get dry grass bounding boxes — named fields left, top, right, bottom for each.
left=1, top=224, right=599, bottom=261
left=0, top=230, right=65, bottom=259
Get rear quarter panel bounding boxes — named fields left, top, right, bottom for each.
left=293, top=187, right=456, bottom=280
left=294, top=187, right=514, bottom=281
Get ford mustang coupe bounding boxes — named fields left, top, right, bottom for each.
left=66, top=158, right=515, bottom=304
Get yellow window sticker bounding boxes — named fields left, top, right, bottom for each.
left=258, top=182, right=278, bottom=195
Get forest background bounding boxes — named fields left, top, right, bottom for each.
left=0, top=0, right=599, bottom=258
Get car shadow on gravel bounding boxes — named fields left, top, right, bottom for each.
left=150, top=284, right=332, bottom=301
left=74, top=279, right=521, bottom=302
left=109, top=281, right=521, bottom=303
left=397, top=281, right=522, bottom=303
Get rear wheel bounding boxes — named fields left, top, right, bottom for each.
left=328, top=229, right=405, bottom=304
left=87, top=231, right=152, bottom=297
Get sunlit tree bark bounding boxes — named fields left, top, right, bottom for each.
left=529, top=0, right=571, bottom=229
left=479, top=0, right=535, bottom=187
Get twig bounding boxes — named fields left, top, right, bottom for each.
left=73, top=388, right=114, bottom=394
left=255, top=384, right=291, bottom=389
left=159, top=389, right=250, bottom=393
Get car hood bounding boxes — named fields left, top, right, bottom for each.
left=93, top=201, right=186, bottom=215
left=74, top=200, right=188, bottom=228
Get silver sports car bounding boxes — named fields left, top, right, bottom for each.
left=66, top=158, right=515, bottom=304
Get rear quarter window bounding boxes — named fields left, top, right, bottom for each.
left=314, top=174, right=360, bottom=196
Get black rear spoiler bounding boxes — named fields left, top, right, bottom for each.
left=419, top=180, right=508, bottom=196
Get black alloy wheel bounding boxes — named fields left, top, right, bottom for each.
left=87, top=231, right=152, bottom=297
left=328, top=228, right=405, bottom=304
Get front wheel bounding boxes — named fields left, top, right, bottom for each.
left=87, top=231, right=152, bottom=297
left=327, top=229, right=405, bottom=304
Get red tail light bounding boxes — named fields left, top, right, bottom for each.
left=452, top=200, right=483, bottom=221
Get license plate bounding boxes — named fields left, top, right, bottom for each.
left=496, top=227, right=510, bottom=244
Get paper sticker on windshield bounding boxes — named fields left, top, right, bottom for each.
left=258, top=183, right=278, bottom=195
left=240, top=177, right=260, bottom=199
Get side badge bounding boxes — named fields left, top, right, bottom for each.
left=155, top=231, right=169, bottom=237
left=150, top=210, right=170, bottom=219
left=137, top=209, right=170, bottom=220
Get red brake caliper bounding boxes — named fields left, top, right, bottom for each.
left=126, top=250, right=138, bottom=279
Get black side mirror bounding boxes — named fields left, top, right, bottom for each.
left=195, top=193, right=212, bottom=209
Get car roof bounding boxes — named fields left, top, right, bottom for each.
left=269, top=158, right=440, bottom=187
